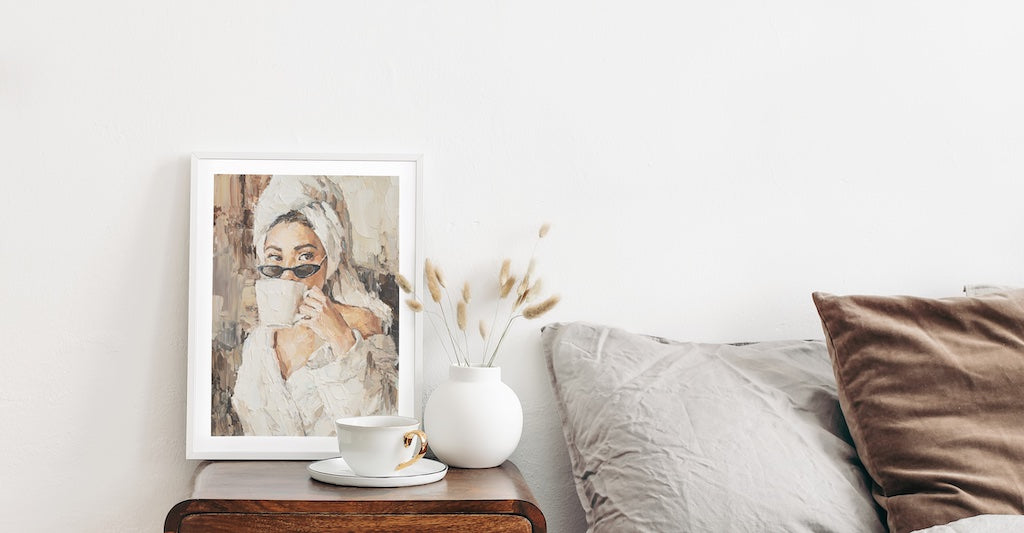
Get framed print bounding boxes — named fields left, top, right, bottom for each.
left=187, top=153, right=422, bottom=459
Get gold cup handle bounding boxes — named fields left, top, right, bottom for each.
left=396, top=430, right=428, bottom=471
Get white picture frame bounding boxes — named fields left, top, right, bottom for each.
left=186, top=153, right=422, bottom=459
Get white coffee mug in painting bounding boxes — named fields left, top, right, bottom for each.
left=335, top=416, right=428, bottom=477
left=254, top=278, right=306, bottom=328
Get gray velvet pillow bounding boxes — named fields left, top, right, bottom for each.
left=542, top=322, right=884, bottom=533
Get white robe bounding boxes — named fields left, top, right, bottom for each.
left=231, top=326, right=397, bottom=436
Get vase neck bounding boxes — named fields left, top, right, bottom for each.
left=449, top=364, right=501, bottom=382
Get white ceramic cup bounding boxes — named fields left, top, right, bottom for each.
left=255, top=278, right=306, bottom=328
left=336, top=416, right=428, bottom=477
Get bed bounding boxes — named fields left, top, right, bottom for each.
left=541, top=288, right=1024, bottom=533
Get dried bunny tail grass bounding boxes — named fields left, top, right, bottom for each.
left=539, top=223, right=551, bottom=238
left=462, top=281, right=471, bottom=303
left=395, top=273, right=413, bottom=294
left=514, top=272, right=531, bottom=307
left=405, top=298, right=423, bottom=312
left=478, top=320, right=488, bottom=339
left=435, top=264, right=447, bottom=288
left=425, top=260, right=442, bottom=303
left=517, top=273, right=530, bottom=297
left=526, top=279, right=543, bottom=302
left=523, top=295, right=560, bottom=319
left=499, top=276, right=517, bottom=298
left=457, top=301, right=467, bottom=330
left=427, top=276, right=442, bottom=303
left=526, top=258, right=536, bottom=280
left=499, top=259, right=511, bottom=285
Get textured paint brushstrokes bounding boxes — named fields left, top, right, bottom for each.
left=210, top=174, right=400, bottom=436
left=211, top=174, right=269, bottom=436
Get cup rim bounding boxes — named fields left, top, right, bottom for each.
left=336, top=415, right=420, bottom=430
left=255, top=278, right=306, bottom=287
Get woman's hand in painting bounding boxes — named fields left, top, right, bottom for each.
left=297, top=287, right=357, bottom=355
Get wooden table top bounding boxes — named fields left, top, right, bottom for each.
left=189, top=460, right=540, bottom=504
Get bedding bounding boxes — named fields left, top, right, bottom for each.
left=543, top=297, right=1024, bottom=533
left=812, top=290, right=1024, bottom=533
left=542, top=322, right=885, bottom=533
left=912, top=514, right=1024, bottom=533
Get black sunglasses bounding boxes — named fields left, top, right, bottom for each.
left=258, top=256, right=326, bottom=279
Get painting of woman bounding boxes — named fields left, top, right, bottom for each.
left=213, top=175, right=399, bottom=437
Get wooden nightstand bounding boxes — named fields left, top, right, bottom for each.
left=164, top=460, right=546, bottom=532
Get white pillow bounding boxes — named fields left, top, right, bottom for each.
left=963, top=284, right=1016, bottom=296
left=542, top=322, right=884, bottom=533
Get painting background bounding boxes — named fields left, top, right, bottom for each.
left=210, top=174, right=400, bottom=436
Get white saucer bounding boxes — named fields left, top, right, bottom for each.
left=307, top=457, right=448, bottom=488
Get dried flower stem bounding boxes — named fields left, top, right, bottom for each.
left=441, top=278, right=469, bottom=365
left=412, top=260, right=468, bottom=366
left=435, top=265, right=447, bottom=288
left=484, top=316, right=516, bottom=367
left=499, top=259, right=511, bottom=285
left=418, top=223, right=558, bottom=368
left=489, top=287, right=525, bottom=365
left=424, top=311, right=457, bottom=366
left=499, top=276, right=516, bottom=298
left=526, top=279, right=542, bottom=303
left=425, top=260, right=442, bottom=303
left=523, top=294, right=560, bottom=319
left=482, top=257, right=518, bottom=363
left=395, top=273, right=414, bottom=294
left=481, top=224, right=559, bottom=366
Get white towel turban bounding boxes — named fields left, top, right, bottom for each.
left=253, top=176, right=349, bottom=280
left=252, top=175, right=393, bottom=330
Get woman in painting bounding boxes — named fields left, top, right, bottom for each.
left=231, top=176, right=398, bottom=436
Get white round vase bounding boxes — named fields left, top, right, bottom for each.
left=423, top=365, right=523, bottom=468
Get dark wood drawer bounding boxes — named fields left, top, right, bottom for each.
left=179, top=513, right=532, bottom=532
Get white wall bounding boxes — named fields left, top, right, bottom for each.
left=2, top=2, right=1022, bottom=531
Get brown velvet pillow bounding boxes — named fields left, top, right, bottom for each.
left=812, top=290, right=1024, bottom=533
